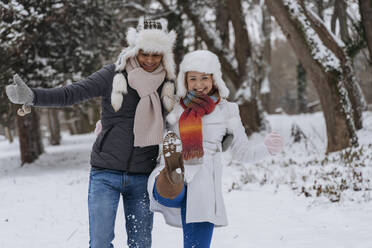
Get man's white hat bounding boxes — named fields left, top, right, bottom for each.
left=111, top=18, right=176, bottom=112
left=176, top=50, right=229, bottom=98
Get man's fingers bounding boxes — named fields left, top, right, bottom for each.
left=13, top=74, right=26, bottom=87
left=5, top=85, right=16, bottom=97
left=5, top=85, right=21, bottom=104
left=5, top=85, right=12, bottom=95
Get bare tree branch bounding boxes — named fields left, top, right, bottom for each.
left=178, top=0, right=240, bottom=87
left=226, top=0, right=251, bottom=77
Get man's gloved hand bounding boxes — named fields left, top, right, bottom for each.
left=5, top=74, right=34, bottom=105
left=264, top=131, right=284, bottom=155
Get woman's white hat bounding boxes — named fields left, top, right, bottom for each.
left=176, top=50, right=230, bottom=98
left=111, top=17, right=176, bottom=112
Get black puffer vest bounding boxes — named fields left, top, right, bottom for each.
left=32, top=64, right=167, bottom=173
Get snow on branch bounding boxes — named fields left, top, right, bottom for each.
left=283, top=0, right=341, bottom=72
left=187, top=2, right=239, bottom=73
left=243, top=1, right=264, bottom=45
left=122, top=2, right=170, bottom=17
left=305, top=6, right=346, bottom=49
left=123, top=2, right=155, bottom=14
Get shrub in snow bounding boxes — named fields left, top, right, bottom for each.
left=229, top=144, right=372, bottom=203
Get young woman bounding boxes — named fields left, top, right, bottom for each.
left=147, top=50, right=284, bottom=248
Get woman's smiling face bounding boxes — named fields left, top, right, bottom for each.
left=186, top=71, right=214, bottom=95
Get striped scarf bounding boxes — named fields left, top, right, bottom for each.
left=179, top=88, right=220, bottom=160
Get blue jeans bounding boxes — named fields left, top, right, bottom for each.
left=153, top=179, right=214, bottom=248
left=88, top=168, right=153, bottom=248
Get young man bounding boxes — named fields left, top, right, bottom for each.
left=5, top=18, right=177, bottom=248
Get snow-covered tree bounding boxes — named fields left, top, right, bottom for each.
left=0, top=90, right=15, bottom=143
left=173, top=0, right=269, bottom=135
left=265, top=0, right=364, bottom=153
left=307, top=2, right=366, bottom=128
left=259, top=1, right=272, bottom=113
left=331, top=0, right=350, bottom=44
left=359, top=0, right=372, bottom=65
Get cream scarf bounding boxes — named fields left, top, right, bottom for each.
left=126, top=57, right=166, bottom=147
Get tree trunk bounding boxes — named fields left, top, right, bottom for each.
left=0, top=92, right=16, bottom=142
left=75, top=110, right=92, bottom=134
left=316, top=0, right=324, bottom=20
left=226, top=0, right=251, bottom=76
left=216, top=0, right=230, bottom=48
left=179, top=0, right=264, bottom=135
left=260, top=4, right=272, bottom=113
left=178, top=0, right=240, bottom=85
left=297, top=63, right=308, bottom=113
left=16, top=110, right=44, bottom=165
left=157, top=0, right=186, bottom=70
left=239, top=99, right=261, bottom=136
left=91, top=101, right=101, bottom=128
left=63, top=106, right=93, bottom=135
left=226, top=0, right=262, bottom=135
left=336, top=0, right=350, bottom=43
left=47, top=108, right=61, bottom=145
left=359, top=0, right=372, bottom=64
left=4, top=126, right=13, bottom=143
left=301, top=3, right=366, bottom=130
left=78, top=104, right=98, bottom=134
left=63, top=109, right=77, bottom=135
left=168, top=12, right=186, bottom=71
left=265, top=0, right=357, bottom=153
left=331, top=0, right=350, bottom=43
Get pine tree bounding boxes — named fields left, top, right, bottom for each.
left=0, top=0, right=126, bottom=164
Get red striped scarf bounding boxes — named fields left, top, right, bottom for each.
left=179, top=89, right=220, bottom=160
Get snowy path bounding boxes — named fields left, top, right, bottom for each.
left=1, top=112, right=372, bottom=248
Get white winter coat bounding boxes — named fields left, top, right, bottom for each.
left=147, top=99, right=269, bottom=228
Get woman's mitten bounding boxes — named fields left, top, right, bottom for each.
left=264, top=132, right=284, bottom=155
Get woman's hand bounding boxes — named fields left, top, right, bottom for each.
left=5, top=74, right=34, bottom=105
left=264, top=132, right=284, bottom=155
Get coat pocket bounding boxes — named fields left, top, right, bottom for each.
left=94, top=126, right=113, bottom=152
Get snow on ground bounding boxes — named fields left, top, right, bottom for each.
left=0, top=112, right=372, bottom=248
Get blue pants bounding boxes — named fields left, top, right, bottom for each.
left=153, top=179, right=214, bottom=248
left=88, top=168, right=153, bottom=248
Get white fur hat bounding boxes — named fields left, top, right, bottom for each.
left=177, top=50, right=229, bottom=98
left=111, top=17, right=176, bottom=112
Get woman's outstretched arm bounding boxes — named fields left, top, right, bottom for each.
left=225, top=102, right=283, bottom=164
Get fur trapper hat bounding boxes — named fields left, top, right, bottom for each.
left=111, top=17, right=177, bottom=112
left=176, top=50, right=230, bottom=98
